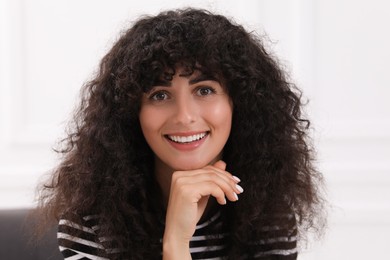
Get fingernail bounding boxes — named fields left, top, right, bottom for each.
left=233, top=193, right=239, bottom=201
left=235, top=184, right=244, bottom=193
left=232, top=176, right=241, bottom=182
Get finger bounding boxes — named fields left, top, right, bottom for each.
left=204, top=166, right=242, bottom=194
left=171, top=166, right=243, bottom=197
left=175, top=171, right=242, bottom=201
left=213, top=160, right=226, bottom=170
left=197, top=182, right=227, bottom=205
left=209, top=162, right=241, bottom=183
left=206, top=168, right=244, bottom=196
left=172, top=161, right=240, bottom=184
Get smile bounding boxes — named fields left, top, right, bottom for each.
left=166, top=132, right=208, bottom=144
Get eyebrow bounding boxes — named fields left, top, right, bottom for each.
left=188, top=74, right=219, bottom=85
left=152, top=73, right=219, bottom=87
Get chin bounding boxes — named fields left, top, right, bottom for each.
left=173, top=163, right=204, bottom=171
left=171, top=158, right=216, bottom=171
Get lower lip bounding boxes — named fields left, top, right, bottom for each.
left=165, top=134, right=208, bottom=151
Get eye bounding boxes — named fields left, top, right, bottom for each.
left=149, top=91, right=169, bottom=101
left=196, top=86, right=216, bottom=96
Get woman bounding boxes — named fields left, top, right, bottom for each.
left=37, top=8, right=325, bottom=259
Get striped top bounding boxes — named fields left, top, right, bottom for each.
left=58, top=211, right=297, bottom=259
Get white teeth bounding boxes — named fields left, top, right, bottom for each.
left=167, top=132, right=207, bottom=143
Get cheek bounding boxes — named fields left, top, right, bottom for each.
left=139, top=107, right=161, bottom=139
left=206, top=100, right=233, bottom=129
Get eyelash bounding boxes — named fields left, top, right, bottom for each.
left=149, top=91, right=169, bottom=101
left=148, top=86, right=217, bottom=101
left=196, top=86, right=216, bottom=96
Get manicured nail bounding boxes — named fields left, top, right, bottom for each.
left=233, top=193, right=239, bottom=201
left=232, top=176, right=241, bottom=182
left=236, top=184, right=244, bottom=193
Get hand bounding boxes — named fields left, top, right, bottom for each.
left=162, top=160, right=243, bottom=259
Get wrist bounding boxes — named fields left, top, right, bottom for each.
left=162, top=235, right=191, bottom=260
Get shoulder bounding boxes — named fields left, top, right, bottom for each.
left=57, top=214, right=108, bottom=259
left=249, top=213, right=298, bottom=259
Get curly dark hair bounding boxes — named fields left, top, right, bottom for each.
left=37, top=8, right=325, bottom=259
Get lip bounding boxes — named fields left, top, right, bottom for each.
left=164, top=131, right=209, bottom=151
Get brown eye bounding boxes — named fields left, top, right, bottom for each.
left=150, top=91, right=169, bottom=101
left=196, top=87, right=216, bottom=96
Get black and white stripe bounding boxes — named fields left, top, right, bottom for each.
left=58, top=211, right=297, bottom=259
left=189, top=211, right=228, bottom=259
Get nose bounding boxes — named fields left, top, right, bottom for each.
left=173, top=94, right=197, bottom=125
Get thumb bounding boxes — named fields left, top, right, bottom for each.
left=213, top=160, right=226, bottom=170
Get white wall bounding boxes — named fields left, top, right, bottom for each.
left=306, top=1, right=390, bottom=259
left=0, top=0, right=389, bottom=259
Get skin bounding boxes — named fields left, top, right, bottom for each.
left=139, top=67, right=244, bottom=259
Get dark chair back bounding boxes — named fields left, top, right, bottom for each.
left=0, top=208, right=62, bottom=260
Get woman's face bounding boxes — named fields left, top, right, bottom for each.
left=139, top=68, right=233, bottom=171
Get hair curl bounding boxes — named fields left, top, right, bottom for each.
left=37, top=8, right=325, bottom=259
